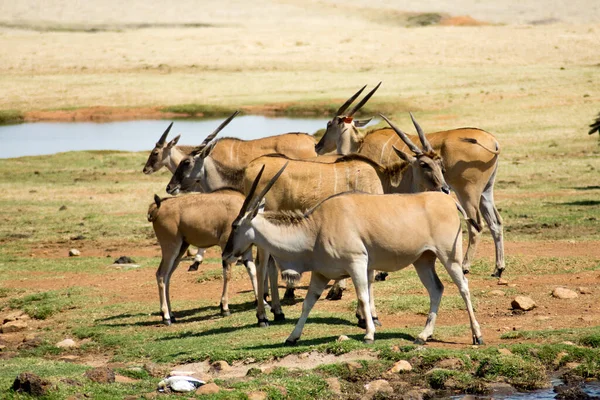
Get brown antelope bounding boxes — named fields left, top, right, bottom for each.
left=166, top=131, right=317, bottom=195
left=315, top=85, right=505, bottom=278
left=242, top=115, right=449, bottom=327
left=589, top=112, right=600, bottom=135
left=143, top=115, right=240, bottom=270
left=143, top=122, right=196, bottom=175
left=222, top=165, right=484, bottom=345
left=147, top=189, right=259, bottom=325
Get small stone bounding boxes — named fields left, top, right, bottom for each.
left=59, top=205, right=67, bottom=211
left=337, top=335, right=350, bottom=342
left=247, top=391, right=267, bottom=400
left=346, top=361, right=363, bottom=372
left=56, top=339, right=78, bottom=348
left=12, top=372, right=53, bottom=396
left=487, top=382, right=517, bottom=395
left=1, top=320, right=28, bottom=333
left=364, top=379, right=393, bottom=398
left=196, top=382, right=220, bottom=395
left=489, top=290, right=505, bottom=296
left=389, top=360, right=413, bottom=373
left=325, top=377, right=342, bottom=395
left=69, top=249, right=81, bottom=257
left=84, top=367, right=115, bottom=384
left=511, top=295, right=536, bottom=311
left=552, top=287, right=578, bottom=299
left=210, top=360, right=231, bottom=372
left=578, top=287, right=592, bottom=295
left=497, top=278, right=509, bottom=286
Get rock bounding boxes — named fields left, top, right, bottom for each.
left=511, top=296, right=536, bottom=311
left=196, top=382, right=220, bottom=395
left=12, top=372, right=53, bottom=396
left=84, top=367, right=115, bottom=384
left=56, top=339, right=78, bottom=348
left=402, top=388, right=434, bottom=400
left=19, top=335, right=43, bottom=349
left=1, top=319, right=28, bottom=333
left=553, top=287, right=578, bottom=299
left=578, top=287, right=592, bottom=295
left=436, top=358, right=464, bottom=370
left=489, top=290, right=506, bottom=296
left=364, top=379, right=393, bottom=398
left=247, top=391, right=268, bottom=400
left=68, top=249, right=81, bottom=257
left=325, top=377, right=342, bottom=395
left=498, top=348, right=513, bottom=356
left=59, top=205, right=67, bottom=211
left=113, top=256, right=136, bottom=264
left=554, top=383, right=593, bottom=400
left=210, top=360, right=231, bottom=372
left=346, top=361, right=363, bottom=372
left=487, top=382, right=517, bottom=396
left=497, top=278, right=509, bottom=286
left=390, top=360, right=413, bottom=373
left=337, top=335, right=350, bottom=342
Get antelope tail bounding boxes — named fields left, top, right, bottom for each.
left=455, top=201, right=482, bottom=233
left=147, top=194, right=162, bottom=222
left=460, top=137, right=501, bottom=155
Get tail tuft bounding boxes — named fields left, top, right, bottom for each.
left=468, top=218, right=482, bottom=233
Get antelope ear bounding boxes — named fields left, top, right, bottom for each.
left=353, top=117, right=373, bottom=128
left=251, top=199, right=266, bottom=218
left=167, top=135, right=181, bottom=148
left=392, top=146, right=415, bottom=163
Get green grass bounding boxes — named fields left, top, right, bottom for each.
left=0, top=110, right=24, bottom=124
left=159, top=104, right=236, bottom=118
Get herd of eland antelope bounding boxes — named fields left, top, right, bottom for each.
left=144, top=83, right=501, bottom=345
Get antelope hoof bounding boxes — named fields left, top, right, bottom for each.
left=273, top=312, right=286, bottom=322
left=162, top=318, right=172, bottom=326
left=473, top=336, right=485, bottom=345
left=374, top=272, right=388, bottom=282
left=492, top=268, right=504, bottom=278
left=187, top=261, right=200, bottom=272
left=221, top=309, right=231, bottom=317
left=326, top=286, right=343, bottom=301
left=413, top=337, right=426, bottom=345
left=363, top=338, right=374, bottom=344
left=284, top=338, right=298, bottom=346
left=257, top=317, right=269, bottom=328
left=373, top=317, right=382, bottom=327
left=283, top=288, right=296, bottom=300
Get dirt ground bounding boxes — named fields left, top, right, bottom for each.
left=5, top=239, right=600, bottom=350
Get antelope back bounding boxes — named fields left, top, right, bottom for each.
left=243, top=155, right=385, bottom=212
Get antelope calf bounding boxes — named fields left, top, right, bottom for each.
left=222, top=165, right=484, bottom=345
left=316, top=84, right=505, bottom=278
left=147, top=189, right=258, bottom=324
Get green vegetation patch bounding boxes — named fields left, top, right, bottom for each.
left=7, top=288, right=89, bottom=320
left=0, top=110, right=24, bottom=124
left=159, top=104, right=236, bottom=118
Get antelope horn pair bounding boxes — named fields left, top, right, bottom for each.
left=379, top=112, right=434, bottom=155
left=239, top=162, right=289, bottom=217
left=190, top=110, right=240, bottom=157
left=336, top=82, right=382, bottom=117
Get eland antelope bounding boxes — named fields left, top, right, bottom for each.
left=315, top=84, right=505, bottom=278
left=147, top=189, right=259, bottom=324
left=143, top=113, right=240, bottom=270
left=222, top=164, right=484, bottom=345
left=241, top=114, right=449, bottom=327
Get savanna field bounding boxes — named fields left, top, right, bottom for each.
left=0, top=1, right=600, bottom=398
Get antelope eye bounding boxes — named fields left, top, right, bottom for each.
left=420, top=162, right=431, bottom=169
